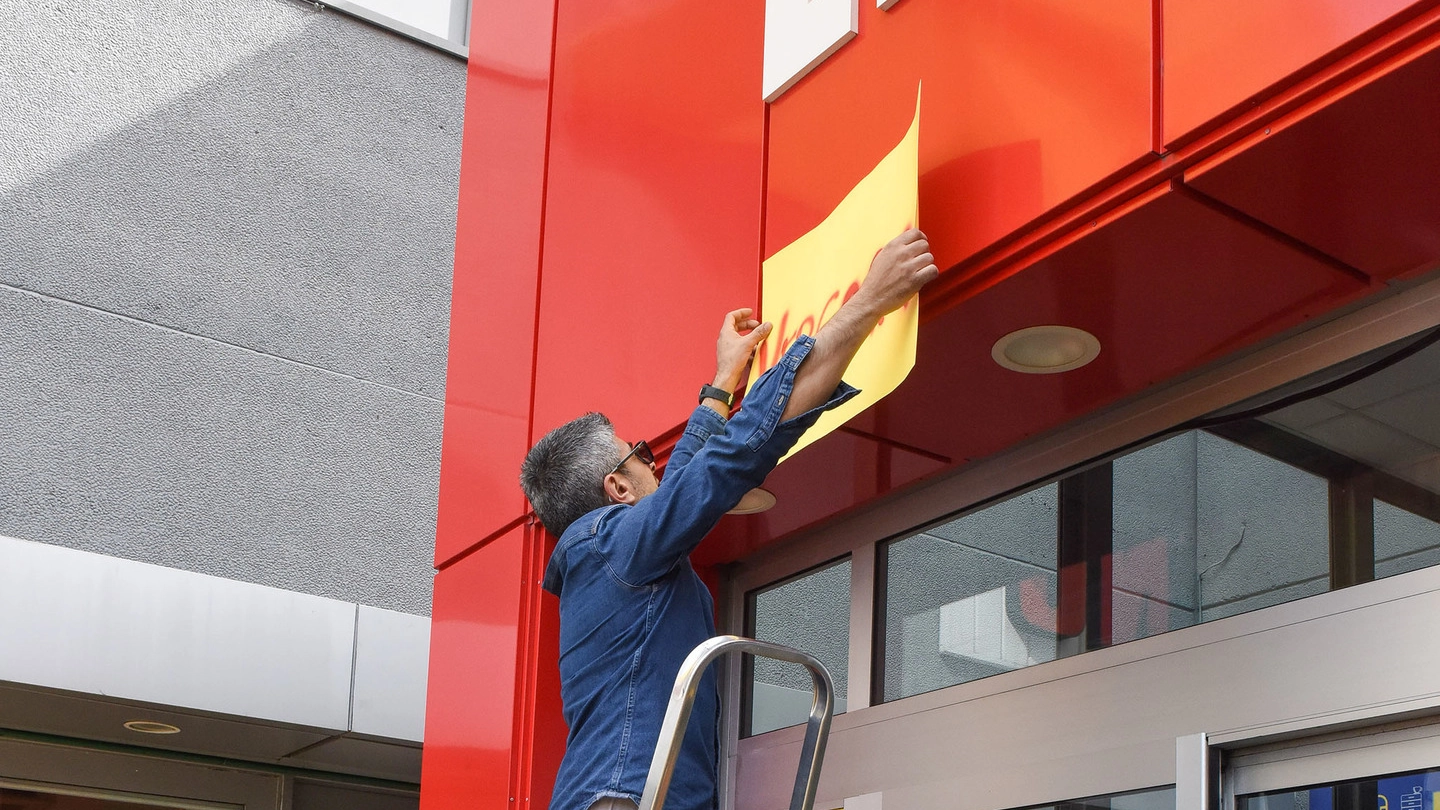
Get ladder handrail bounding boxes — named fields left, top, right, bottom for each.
left=638, top=635, right=834, bottom=810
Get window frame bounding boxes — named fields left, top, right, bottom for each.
left=321, top=0, right=471, bottom=58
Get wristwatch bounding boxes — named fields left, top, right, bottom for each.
left=698, top=384, right=734, bottom=407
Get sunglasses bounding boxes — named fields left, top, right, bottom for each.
left=609, top=439, right=655, bottom=477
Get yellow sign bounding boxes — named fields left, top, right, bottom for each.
left=748, top=89, right=921, bottom=462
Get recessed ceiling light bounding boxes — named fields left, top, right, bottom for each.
left=727, top=487, right=776, bottom=515
left=123, top=720, right=181, bottom=735
left=992, top=325, right=1101, bottom=374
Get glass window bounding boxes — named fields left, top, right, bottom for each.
left=1111, top=430, right=1330, bottom=640
left=1024, top=786, right=1176, bottom=810
left=881, top=485, right=1058, bottom=701
left=1193, top=430, right=1331, bottom=620
left=1239, top=767, right=1439, bottom=810
left=0, top=785, right=220, bottom=809
left=1111, top=433, right=1202, bottom=643
left=870, top=326, right=1440, bottom=704
left=1375, top=499, right=1440, bottom=578
left=746, top=558, right=850, bottom=736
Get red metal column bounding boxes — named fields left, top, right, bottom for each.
left=434, top=0, right=559, bottom=567
left=424, top=0, right=562, bottom=806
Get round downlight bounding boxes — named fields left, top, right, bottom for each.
left=992, top=325, right=1101, bottom=374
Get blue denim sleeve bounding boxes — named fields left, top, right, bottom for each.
left=597, top=335, right=860, bottom=586
left=664, top=404, right=728, bottom=476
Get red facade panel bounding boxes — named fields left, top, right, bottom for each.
left=1186, top=30, right=1440, bottom=281
left=1162, top=0, right=1426, bottom=146
left=419, top=528, right=527, bottom=810
left=764, top=0, right=1155, bottom=271
left=422, top=524, right=567, bottom=809
left=529, top=0, right=767, bottom=448
left=435, top=0, right=558, bottom=565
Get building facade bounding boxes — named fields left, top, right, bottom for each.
left=426, top=1, right=1440, bottom=809
left=1, top=0, right=462, bottom=806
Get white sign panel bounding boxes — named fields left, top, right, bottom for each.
left=763, top=0, right=858, bottom=102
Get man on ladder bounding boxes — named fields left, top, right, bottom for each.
left=520, top=229, right=937, bottom=810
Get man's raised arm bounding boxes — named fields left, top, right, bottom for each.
left=781, top=228, right=938, bottom=422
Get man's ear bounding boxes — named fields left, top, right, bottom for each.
left=603, top=471, right=639, bottom=505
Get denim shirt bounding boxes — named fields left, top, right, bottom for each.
left=541, top=335, right=859, bottom=810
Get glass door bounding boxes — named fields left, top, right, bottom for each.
left=1227, top=722, right=1440, bottom=810
left=1240, top=769, right=1437, bottom=810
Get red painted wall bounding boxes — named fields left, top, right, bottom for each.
left=426, top=0, right=1440, bottom=805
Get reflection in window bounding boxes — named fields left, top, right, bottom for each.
left=1026, top=785, right=1176, bottom=810
left=1112, top=429, right=1331, bottom=641
left=0, top=786, right=185, bottom=809
left=870, top=327, right=1440, bottom=703
left=1238, top=766, right=1439, bottom=810
left=882, top=485, right=1057, bottom=701
left=1376, top=499, right=1440, bottom=577
left=747, top=558, right=850, bottom=736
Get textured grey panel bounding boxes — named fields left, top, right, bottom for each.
left=0, top=0, right=461, bottom=399
left=352, top=606, right=431, bottom=742
left=0, top=289, right=439, bottom=614
left=0, top=535, right=354, bottom=728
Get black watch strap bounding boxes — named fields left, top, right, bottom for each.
left=698, top=384, right=734, bottom=407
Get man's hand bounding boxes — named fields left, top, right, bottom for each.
left=779, top=227, right=940, bottom=422
left=851, top=228, right=939, bottom=318
left=711, top=308, right=772, bottom=412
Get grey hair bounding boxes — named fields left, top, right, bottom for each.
left=520, top=412, right=623, bottom=537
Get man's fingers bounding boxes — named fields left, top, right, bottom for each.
left=744, top=322, right=773, bottom=345
left=722, top=307, right=757, bottom=332
left=887, top=227, right=924, bottom=247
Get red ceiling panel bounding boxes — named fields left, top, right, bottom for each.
left=694, top=428, right=948, bottom=567
left=765, top=0, right=1155, bottom=272
left=1186, top=35, right=1440, bottom=282
left=436, top=0, right=557, bottom=564
left=530, top=0, right=766, bottom=448
left=701, top=183, right=1373, bottom=563
left=1162, top=0, right=1427, bottom=146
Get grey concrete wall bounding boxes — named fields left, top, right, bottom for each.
left=0, top=0, right=462, bottom=615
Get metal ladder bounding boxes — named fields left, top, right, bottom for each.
left=637, top=635, right=835, bottom=810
